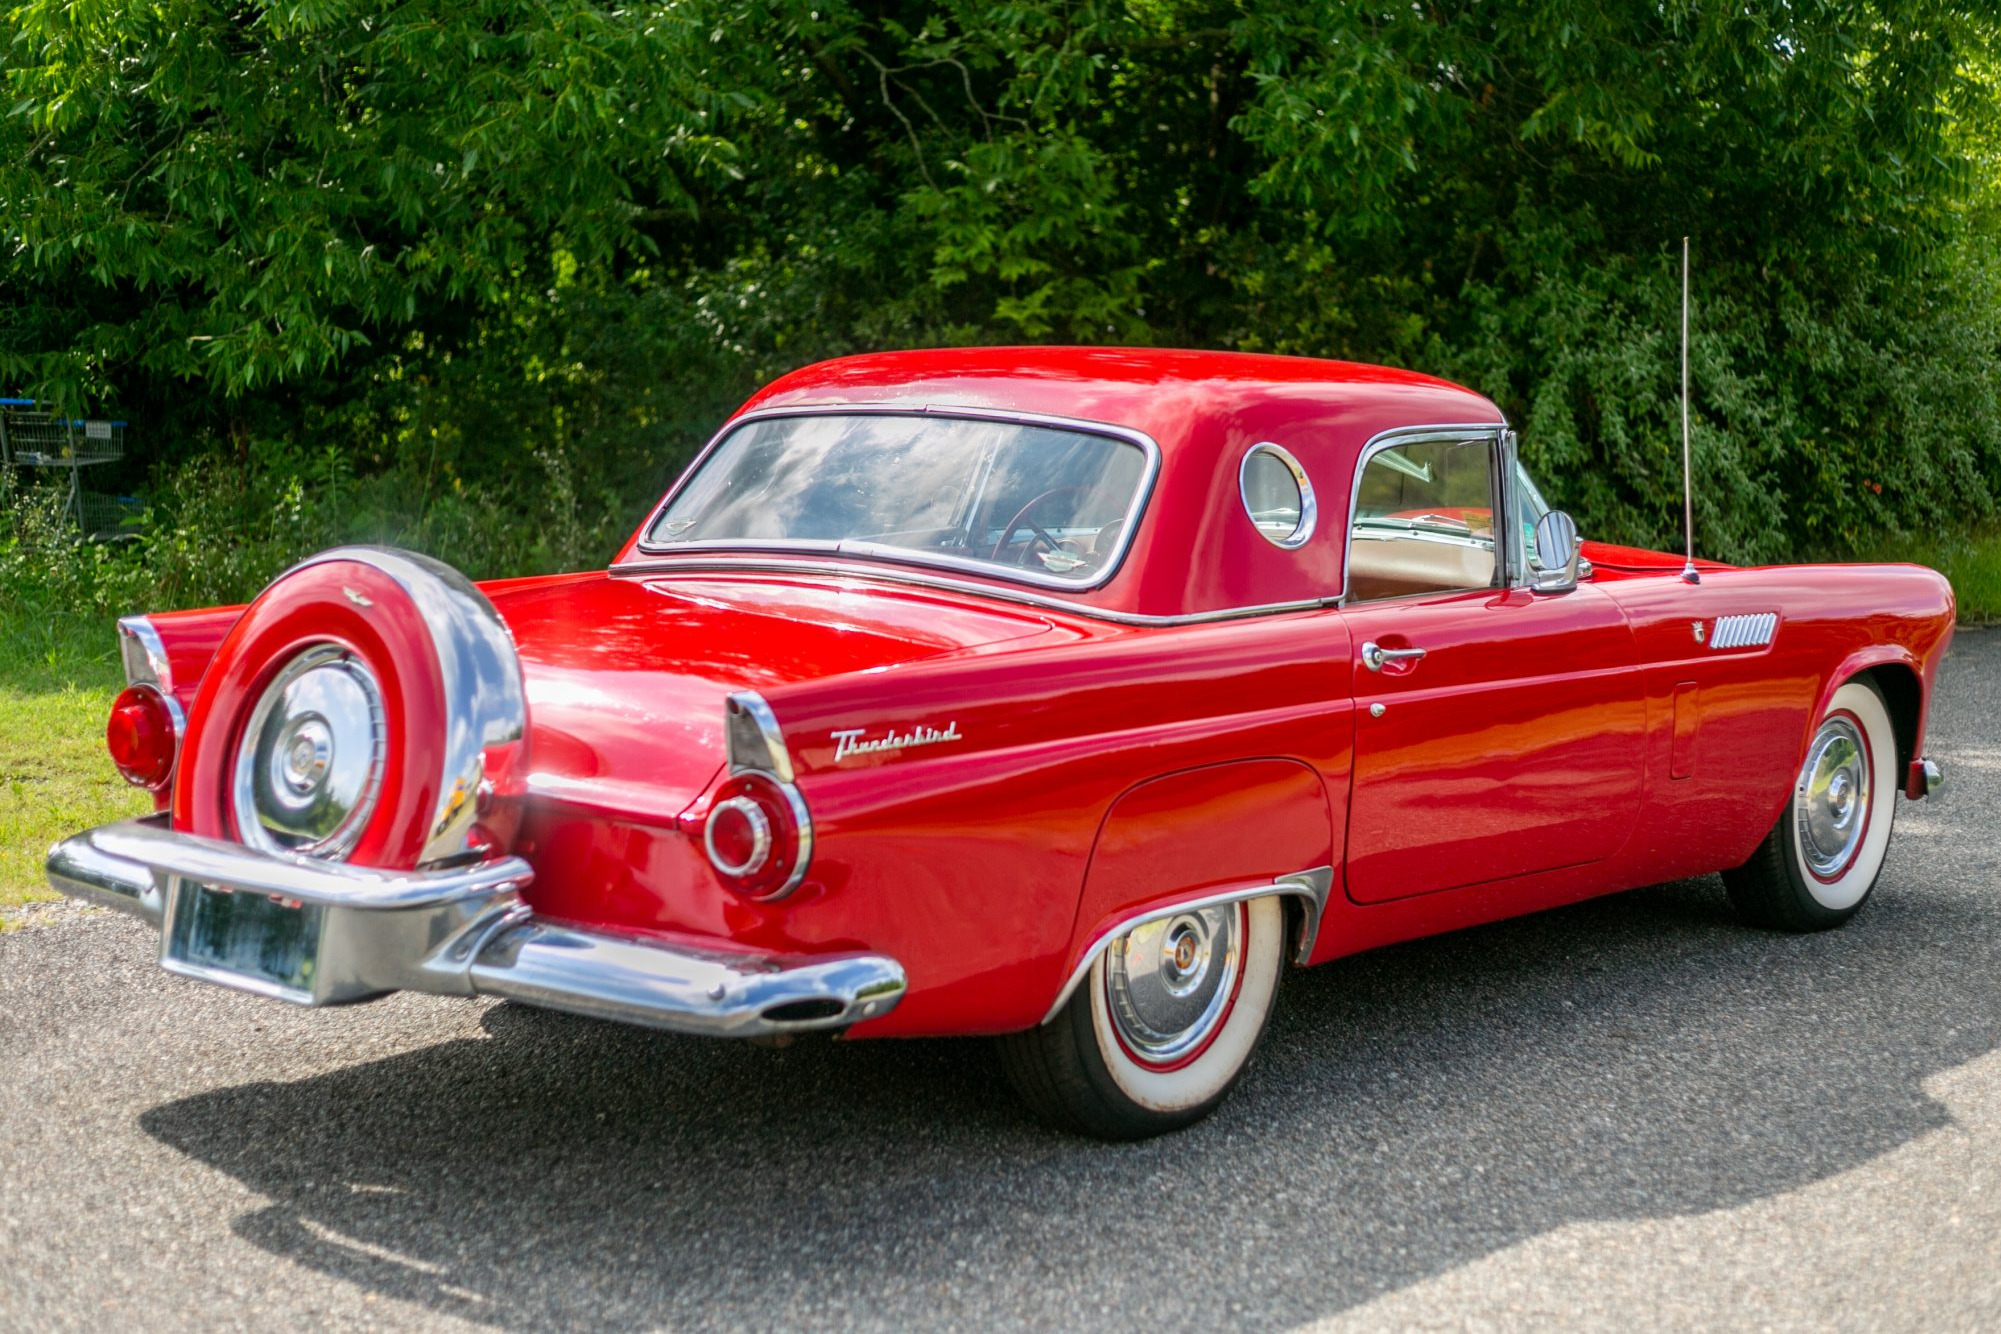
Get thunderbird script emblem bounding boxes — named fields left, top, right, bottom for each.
left=831, top=721, right=963, bottom=764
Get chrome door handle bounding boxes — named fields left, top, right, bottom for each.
left=1360, top=641, right=1427, bottom=672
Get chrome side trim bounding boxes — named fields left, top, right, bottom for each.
left=611, top=556, right=1330, bottom=628
left=1040, top=866, right=1335, bottom=1025
left=725, top=690, right=795, bottom=782
left=117, top=614, right=171, bottom=690
left=277, top=547, right=528, bottom=866
left=631, top=403, right=1164, bottom=595
left=1338, top=422, right=1507, bottom=605
left=46, top=817, right=905, bottom=1036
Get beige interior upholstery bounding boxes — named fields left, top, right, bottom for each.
left=1346, top=537, right=1495, bottom=602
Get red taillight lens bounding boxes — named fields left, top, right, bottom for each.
left=703, top=772, right=808, bottom=899
left=106, top=684, right=181, bottom=791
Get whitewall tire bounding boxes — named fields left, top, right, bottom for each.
left=1725, top=678, right=1899, bottom=931
left=999, top=895, right=1285, bottom=1139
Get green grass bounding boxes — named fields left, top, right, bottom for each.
left=0, top=612, right=149, bottom=916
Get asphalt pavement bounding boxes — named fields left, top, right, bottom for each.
left=4, top=629, right=2000, bottom=1332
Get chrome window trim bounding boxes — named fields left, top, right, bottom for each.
left=1349, top=527, right=1495, bottom=553
left=609, top=555, right=1332, bottom=628
left=1337, top=421, right=1509, bottom=606
left=1039, top=865, right=1334, bottom=1025
left=118, top=614, right=172, bottom=690
left=633, top=403, right=1164, bottom=594
left=1239, top=441, right=1317, bottom=549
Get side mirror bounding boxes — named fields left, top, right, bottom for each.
left=1531, top=510, right=1582, bottom=593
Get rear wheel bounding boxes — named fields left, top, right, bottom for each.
left=1724, top=678, right=1897, bottom=931
left=999, top=895, right=1284, bottom=1139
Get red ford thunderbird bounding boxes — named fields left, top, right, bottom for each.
left=50, top=348, right=1953, bottom=1138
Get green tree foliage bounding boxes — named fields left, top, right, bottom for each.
left=2, top=0, right=1997, bottom=591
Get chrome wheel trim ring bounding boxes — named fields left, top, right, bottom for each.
left=1795, top=714, right=1870, bottom=881
left=1103, top=902, right=1243, bottom=1066
left=231, top=645, right=386, bottom=860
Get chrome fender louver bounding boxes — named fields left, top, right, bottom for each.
left=1707, top=612, right=1778, bottom=650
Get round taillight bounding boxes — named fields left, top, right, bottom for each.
left=107, top=684, right=182, bottom=791
left=705, top=797, right=772, bottom=877
left=703, top=772, right=810, bottom=899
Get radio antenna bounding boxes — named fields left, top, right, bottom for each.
left=1679, top=236, right=1700, bottom=585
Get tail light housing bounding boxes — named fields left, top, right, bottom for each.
left=106, top=684, right=184, bottom=792
left=703, top=771, right=811, bottom=899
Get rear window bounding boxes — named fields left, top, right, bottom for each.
left=644, top=413, right=1153, bottom=586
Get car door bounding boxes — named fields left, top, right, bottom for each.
left=1337, top=429, right=1646, bottom=904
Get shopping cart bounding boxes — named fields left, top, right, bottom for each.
left=0, top=402, right=129, bottom=529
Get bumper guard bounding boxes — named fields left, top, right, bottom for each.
left=46, top=817, right=906, bottom=1038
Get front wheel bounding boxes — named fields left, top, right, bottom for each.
left=1724, top=678, right=1898, bottom=932
left=998, top=895, right=1285, bottom=1139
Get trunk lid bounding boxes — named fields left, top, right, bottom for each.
left=486, top=568, right=1063, bottom=821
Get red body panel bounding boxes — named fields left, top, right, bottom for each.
left=127, top=349, right=1957, bottom=1039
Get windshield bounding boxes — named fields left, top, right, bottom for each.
left=644, top=413, right=1152, bottom=586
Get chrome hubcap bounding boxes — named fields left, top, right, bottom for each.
left=1105, top=903, right=1242, bottom=1065
left=1796, top=716, right=1870, bottom=879
left=232, top=646, right=385, bottom=859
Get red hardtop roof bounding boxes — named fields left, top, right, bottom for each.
left=740, top=346, right=1500, bottom=441
left=620, top=346, right=1507, bottom=619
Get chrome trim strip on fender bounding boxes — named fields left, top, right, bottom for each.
left=117, top=614, right=172, bottom=690
left=632, top=403, right=1164, bottom=594
left=611, top=556, right=1332, bottom=628
left=277, top=546, right=528, bottom=866
left=45, top=816, right=905, bottom=1036
left=1039, top=865, right=1334, bottom=1025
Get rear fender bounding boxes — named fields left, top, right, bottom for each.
left=1043, top=758, right=1336, bottom=1023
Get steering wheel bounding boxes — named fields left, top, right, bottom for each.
left=989, top=487, right=1086, bottom=564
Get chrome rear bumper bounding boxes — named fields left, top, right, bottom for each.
left=46, top=817, right=905, bottom=1038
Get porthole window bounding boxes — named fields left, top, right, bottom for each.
left=1239, top=443, right=1316, bottom=549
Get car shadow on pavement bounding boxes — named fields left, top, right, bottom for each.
left=138, top=857, right=2001, bottom=1332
